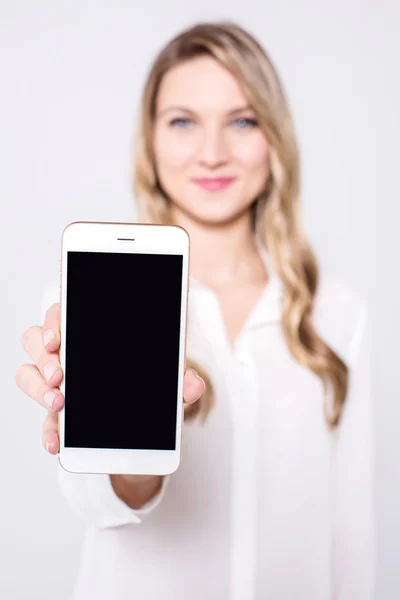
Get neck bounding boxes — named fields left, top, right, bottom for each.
left=170, top=207, right=267, bottom=288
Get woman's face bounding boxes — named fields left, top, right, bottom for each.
left=153, top=56, right=270, bottom=226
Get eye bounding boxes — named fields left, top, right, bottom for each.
left=169, top=118, right=193, bottom=128
left=231, top=117, right=258, bottom=129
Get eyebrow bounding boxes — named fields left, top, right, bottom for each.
left=157, top=104, right=254, bottom=118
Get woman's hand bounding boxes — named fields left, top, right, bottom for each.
left=15, top=301, right=205, bottom=460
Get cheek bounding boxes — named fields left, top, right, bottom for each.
left=232, top=133, right=269, bottom=172
left=154, top=128, right=197, bottom=170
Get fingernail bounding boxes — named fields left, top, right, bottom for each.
left=189, top=368, right=204, bottom=385
left=45, top=441, right=51, bottom=453
left=44, top=363, right=57, bottom=382
left=43, top=329, right=55, bottom=346
left=44, top=390, right=57, bottom=408
left=196, top=375, right=205, bottom=386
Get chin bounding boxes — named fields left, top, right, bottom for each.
left=169, top=188, right=254, bottom=226
left=188, top=204, right=250, bottom=227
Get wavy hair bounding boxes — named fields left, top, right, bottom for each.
left=132, top=22, right=348, bottom=429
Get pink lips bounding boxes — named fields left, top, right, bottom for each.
left=192, top=177, right=236, bottom=191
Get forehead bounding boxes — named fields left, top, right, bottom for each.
left=156, top=56, right=248, bottom=112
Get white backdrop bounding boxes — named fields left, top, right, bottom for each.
left=1, top=1, right=398, bottom=598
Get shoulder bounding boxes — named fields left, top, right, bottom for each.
left=313, top=270, right=368, bottom=367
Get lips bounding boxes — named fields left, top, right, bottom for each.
left=191, top=177, right=236, bottom=191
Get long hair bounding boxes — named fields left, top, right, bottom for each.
left=132, top=22, right=348, bottom=429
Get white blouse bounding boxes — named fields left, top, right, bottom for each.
left=41, top=243, right=375, bottom=600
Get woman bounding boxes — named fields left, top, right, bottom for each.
left=16, top=22, right=375, bottom=600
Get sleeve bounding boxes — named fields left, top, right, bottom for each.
left=57, top=464, right=171, bottom=528
left=40, top=283, right=171, bottom=528
left=333, top=300, right=376, bottom=599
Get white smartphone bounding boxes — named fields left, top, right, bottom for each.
left=58, top=221, right=190, bottom=475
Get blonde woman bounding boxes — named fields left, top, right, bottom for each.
left=16, top=22, right=375, bottom=600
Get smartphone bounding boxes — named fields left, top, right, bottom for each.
left=58, top=221, right=190, bottom=475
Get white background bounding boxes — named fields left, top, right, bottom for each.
left=1, top=1, right=398, bottom=598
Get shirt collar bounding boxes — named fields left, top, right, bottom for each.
left=189, top=237, right=284, bottom=327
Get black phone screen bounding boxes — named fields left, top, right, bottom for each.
left=64, top=251, right=183, bottom=451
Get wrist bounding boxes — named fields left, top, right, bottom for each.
left=110, top=474, right=162, bottom=510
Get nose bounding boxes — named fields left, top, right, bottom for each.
left=197, top=126, right=229, bottom=169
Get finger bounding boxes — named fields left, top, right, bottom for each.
left=43, top=410, right=59, bottom=454
left=21, top=325, right=63, bottom=388
left=15, top=363, right=64, bottom=411
left=183, top=368, right=205, bottom=405
left=42, top=302, right=61, bottom=352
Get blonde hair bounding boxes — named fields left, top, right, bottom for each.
left=133, top=22, right=348, bottom=429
